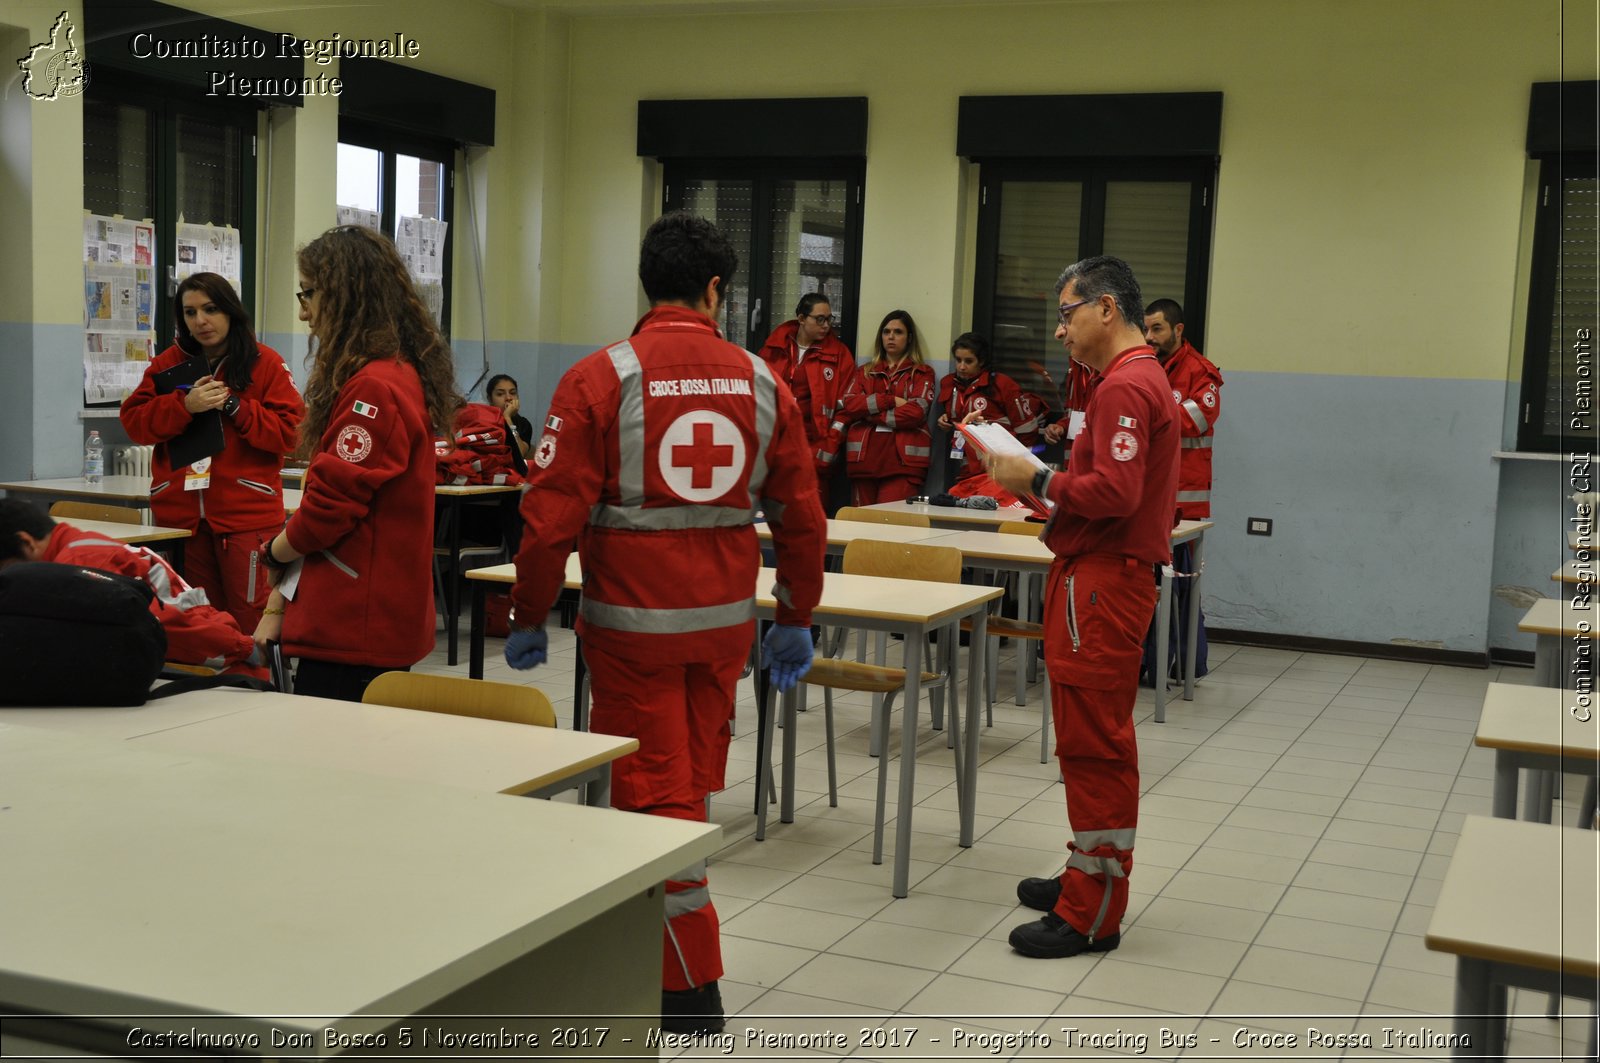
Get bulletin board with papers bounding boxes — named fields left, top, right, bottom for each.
left=82, top=213, right=156, bottom=405
left=174, top=221, right=242, bottom=290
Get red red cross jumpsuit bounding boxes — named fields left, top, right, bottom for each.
left=1035, top=346, right=1179, bottom=944
left=510, top=305, right=826, bottom=992
left=938, top=368, right=1041, bottom=483
left=1044, top=359, right=1098, bottom=468
left=1161, top=341, right=1223, bottom=520
left=757, top=321, right=858, bottom=500
left=835, top=358, right=936, bottom=505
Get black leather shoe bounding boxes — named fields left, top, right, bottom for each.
left=661, top=981, right=725, bottom=1034
left=1009, top=911, right=1120, bottom=958
left=1017, top=875, right=1062, bottom=911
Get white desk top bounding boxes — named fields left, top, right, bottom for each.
left=758, top=518, right=954, bottom=546
left=60, top=518, right=192, bottom=545
left=1474, top=682, right=1600, bottom=760
left=0, top=475, right=154, bottom=502
left=1554, top=560, right=1595, bottom=585
left=128, top=690, right=638, bottom=796
left=927, top=528, right=1055, bottom=566
left=1426, top=815, right=1597, bottom=977
left=0, top=724, right=717, bottom=1036
left=1518, top=596, right=1600, bottom=637
left=861, top=499, right=1038, bottom=527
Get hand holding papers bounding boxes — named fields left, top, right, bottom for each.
left=959, top=422, right=1054, bottom=518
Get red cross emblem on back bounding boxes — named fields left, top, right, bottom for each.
left=672, top=421, right=735, bottom=489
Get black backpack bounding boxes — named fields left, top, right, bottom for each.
left=0, top=561, right=169, bottom=706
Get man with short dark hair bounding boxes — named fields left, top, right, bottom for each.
left=987, top=256, right=1179, bottom=960
left=503, top=212, right=826, bottom=1032
left=1144, top=297, right=1222, bottom=680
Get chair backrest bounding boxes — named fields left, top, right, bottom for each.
left=841, top=539, right=962, bottom=584
left=1000, top=520, right=1045, bottom=538
left=835, top=505, right=932, bottom=528
left=361, top=671, right=556, bottom=727
left=50, top=501, right=142, bottom=525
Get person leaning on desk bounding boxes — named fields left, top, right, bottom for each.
left=120, top=273, right=304, bottom=634
left=253, top=226, right=464, bottom=703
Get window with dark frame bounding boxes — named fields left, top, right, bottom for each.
left=82, top=73, right=258, bottom=407
left=665, top=162, right=865, bottom=355
left=1517, top=153, right=1600, bottom=454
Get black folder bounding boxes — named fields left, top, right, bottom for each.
left=152, top=358, right=226, bottom=471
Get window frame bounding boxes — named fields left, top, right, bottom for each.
left=971, top=156, right=1217, bottom=353
left=83, top=68, right=259, bottom=406
left=1517, top=151, right=1600, bottom=454
left=662, top=158, right=866, bottom=353
left=337, top=118, right=458, bottom=337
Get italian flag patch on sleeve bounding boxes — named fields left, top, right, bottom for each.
left=352, top=400, right=379, bottom=419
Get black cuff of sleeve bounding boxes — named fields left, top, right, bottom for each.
left=1032, top=467, right=1053, bottom=497
left=221, top=394, right=241, bottom=417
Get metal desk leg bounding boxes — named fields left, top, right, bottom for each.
left=1491, top=751, right=1518, bottom=819
left=780, top=682, right=798, bottom=824
left=892, top=623, right=925, bottom=898
left=1451, top=956, right=1492, bottom=1059
left=446, top=494, right=464, bottom=665
left=469, top=583, right=487, bottom=680
left=1534, top=632, right=1560, bottom=688
left=1183, top=533, right=1204, bottom=701
left=1153, top=565, right=1173, bottom=723
left=573, top=637, right=589, bottom=731
left=585, top=764, right=613, bottom=808
left=960, top=610, right=987, bottom=848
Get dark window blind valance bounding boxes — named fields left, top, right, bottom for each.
left=638, top=98, right=867, bottom=159
left=339, top=58, right=495, bottom=147
left=84, top=0, right=303, bottom=106
left=957, top=93, right=1222, bottom=159
left=1528, top=81, right=1599, bottom=155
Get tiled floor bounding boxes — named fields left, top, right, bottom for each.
left=422, top=626, right=1596, bottom=1061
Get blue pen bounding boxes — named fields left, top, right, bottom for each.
left=175, top=384, right=193, bottom=392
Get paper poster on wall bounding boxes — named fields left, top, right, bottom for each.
left=174, top=221, right=241, bottom=291
left=336, top=205, right=380, bottom=230
left=396, top=215, right=448, bottom=323
left=83, top=212, right=157, bottom=404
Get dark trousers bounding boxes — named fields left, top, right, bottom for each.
left=1140, top=541, right=1208, bottom=686
left=294, top=659, right=407, bottom=703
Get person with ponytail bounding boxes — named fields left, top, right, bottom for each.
left=121, top=272, right=304, bottom=634
left=253, top=226, right=464, bottom=702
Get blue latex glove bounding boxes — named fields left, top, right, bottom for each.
left=762, top=624, right=814, bottom=693
left=504, top=626, right=548, bottom=670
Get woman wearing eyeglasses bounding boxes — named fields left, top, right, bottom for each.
left=756, top=293, right=856, bottom=510
left=252, top=226, right=464, bottom=702
left=835, top=309, right=936, bottom=506
left=121, top=272, right=305, bottom=634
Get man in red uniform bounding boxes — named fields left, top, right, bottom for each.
left=757, top=293, right=857, bottom=512
left=1144, top=298, right=1222, bottom=680
left=0, top=499, right=266, bottom=678
left=988, top=256, right=1178, bottom=959
left=503, top=213, right=826, bottom=1032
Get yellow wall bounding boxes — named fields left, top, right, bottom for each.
left=558, top=0, right=1594, bottom=380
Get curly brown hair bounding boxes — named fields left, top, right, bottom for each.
left=295, top=226, right=462, bottom=457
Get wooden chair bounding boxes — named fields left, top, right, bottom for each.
left=759, top=540, right=963, bottom=867
left=834, top=505, right=932, bottom=528
left=49, top=501, right=142, bottom=525
left=362, top=670, right=556, bottom=728
left=962, top=519, right=1051, bottom=760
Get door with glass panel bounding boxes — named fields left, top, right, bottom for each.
left=973, top=160, right=1215, bottom=428
left=665, top=164, right=865, bottom=355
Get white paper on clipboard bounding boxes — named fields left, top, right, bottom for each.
left=957, top=422, right=1055, bottom=516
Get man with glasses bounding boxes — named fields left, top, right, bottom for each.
left=757, top=293, right=857, bottom=513
left=1143, top=298, right=1222, bottom=683
left=986, top=256, right=1179, bottom=960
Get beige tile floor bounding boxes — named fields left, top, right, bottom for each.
left=423, top=623, right=1596, bottom=1061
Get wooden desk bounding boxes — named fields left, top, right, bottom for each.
left=1476, top=682, right=1600, bottom=822
left=1425, top=816, right=1598, bottom=1056
left=1518, top=597, right=1600, bottom=687
left=1554, top=560, right=1595, bottom=585
left=861, top=498, right=1038, bottom=529
left=0, top=474, right=155, bottom=504
left=61, top=518, right=191, bottom=546
left=0, top=724, right=718, bottom=1057
left=757, top=517, right=955, bottom=552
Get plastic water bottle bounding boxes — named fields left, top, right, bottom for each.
left=83, top=430, right=103, bottom=484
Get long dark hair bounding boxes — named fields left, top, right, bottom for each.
left=174, top=272, right=259, bottom=392
left=296, top=226, right=463, bottom=457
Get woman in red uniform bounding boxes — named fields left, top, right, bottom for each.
left=121, top=273, right=304, bottom=634
left=253, top=226, right=463, bottom=702
left=837, top=310, right=936, bottom=505
left=936, top=331, right=1040, bottom=485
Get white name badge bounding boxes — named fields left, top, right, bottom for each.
left=949, top=432, right=966, bottom=459
left=1067, top=411, right=1087, bottom=440
left=184, top=455, right=212, bottom=491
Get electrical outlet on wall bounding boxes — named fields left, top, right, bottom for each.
left=1247, top=518, right=1273, bottom=536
